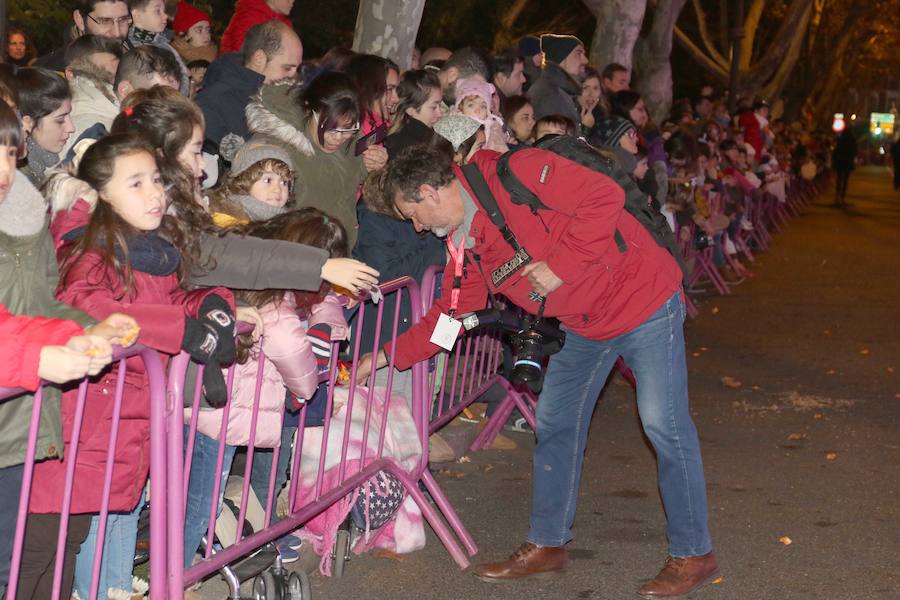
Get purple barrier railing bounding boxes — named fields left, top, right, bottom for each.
left=0, top=344, right=167, bottom=600
left=167, top=277, right=477, bottom=597
left=419, top=266, right=538, bottom=452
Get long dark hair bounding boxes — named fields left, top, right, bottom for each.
left=390, top=69, right=440, bottom=134
left=343, top=53, right=397, bottom=120
left=14, top=67, right=71, bottom=123
left=110, top=86, right=209, bottom=272
left=0, top=101, right=21, bottom=148
left=61, top=134, right=190, bottom=294
left=232, top=208, right=348, bottom=361
left=299, top=71, right=361, bottom=149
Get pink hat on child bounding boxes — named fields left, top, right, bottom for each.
left=454, top=77, right=495, bottom=112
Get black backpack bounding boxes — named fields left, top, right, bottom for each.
left=496, top=136, right=689, bottom=279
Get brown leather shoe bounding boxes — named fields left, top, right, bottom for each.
left=473, top=542, right=568, bottom=583
left=638, top=551, right=719, bottom=597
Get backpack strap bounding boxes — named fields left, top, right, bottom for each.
left=499, top=142, right=628, bottom=253
left=460, top=163, right=522, bottom=252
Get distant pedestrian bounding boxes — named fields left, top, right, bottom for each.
left=832, top=129, right=857, bottom=205
left=890, top=135, right=900, bottom=190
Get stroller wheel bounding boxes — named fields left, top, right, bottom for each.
left=253, top=568, right=283, bottom=600
left=332, top=528, right=351, bottom=578
left=286, top=571, right=312, bottom=599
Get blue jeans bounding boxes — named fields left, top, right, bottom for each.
left=250, top=426, right=296, bottom=524
left=0, top=464, right=24, bottom=593
left=73, top=494, right=144, bottom=599
left=183, top=427, right=236, bottom=568
left=528, top=292, right=712, bottom=557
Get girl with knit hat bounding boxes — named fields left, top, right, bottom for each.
left=453, top=76, right=508, bottom=153
left=172, top=1, right=218, bottom=63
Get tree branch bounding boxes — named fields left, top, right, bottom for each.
left=740, top=0, right=767, bottom=71
left=690, top=0, right=729, bottom=69
left=674, top=25, right=730, bottom=80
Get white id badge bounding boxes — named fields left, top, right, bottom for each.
left=430, top=313, right=462, bottom=351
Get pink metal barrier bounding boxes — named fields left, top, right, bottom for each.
left=166, top=277, right=477, bottom=599
left=0, top=344, right=168, bottom=600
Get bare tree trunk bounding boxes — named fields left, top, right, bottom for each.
left=493, top=0, right=530, bottom=51
left=582, top=0, right=648, bottom=71
left=352, top=0, right=427, bottom=70
left=633, top=0, right=688, bottom=124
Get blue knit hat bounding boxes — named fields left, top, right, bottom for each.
left=540, top=34, right=582, bottom=65
left=595, top=116, right=636, bottom=148
left=518, top=35, right=541, bottom=58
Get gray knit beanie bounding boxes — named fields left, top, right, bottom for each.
left=230, top=137, right=294, bottom=177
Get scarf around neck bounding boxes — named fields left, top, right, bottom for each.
left=235, top=194, right=288, bottom=222
left=63, top=227, right=181, bottom=276
left=24, top=137, right=60, bottom=186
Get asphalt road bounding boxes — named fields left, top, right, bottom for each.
left=202, top=167, right=900, bottom=600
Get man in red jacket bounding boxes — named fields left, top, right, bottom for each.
left=220, top=0, right=294, bottom=55
left=359, top=145, right=718, bottom=597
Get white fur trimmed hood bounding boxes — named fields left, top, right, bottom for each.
left=0, top=172, right=49, bottom=237
left=245, top=80, right=316, bottom=158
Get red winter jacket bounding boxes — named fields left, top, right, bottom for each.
left=220, top=0, right=293, bottom=55
left=29, top=201, right=234, bottom=514
left=738, top=111, right=765, bottom=158
left=385, top=149, right=682, bottom=371
left=0, top=305, right=84, bottom=391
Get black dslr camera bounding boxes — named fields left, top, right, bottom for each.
left=458, top=300, right=565, bottom=393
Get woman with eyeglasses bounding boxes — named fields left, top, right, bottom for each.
left=14, top=68, right=76, bottom=187
left=246, top=71, right=386, bottom=247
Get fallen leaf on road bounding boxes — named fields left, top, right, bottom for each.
left=887, top=367, right=895, bottom=373
left=823, top=330, right=831, bottom=335
left=373, top=549, right=404, bottom=561
left=825, top=369, right=836, bottom=375
left=860, top=348, right=870, bottom=355
left=692, top=352, right=701, bottom=357
left=752, top=385, right=760, bottom=391
left=721, top=376, right=742, bottom=388
left=814, top=413, right=824, bottom=419
left=457, top=455, right=471, bottom=463
left=700, top=347, right=709, bottom=352
left=711, top=306, right=720, bottom=314
left=786, top=433, right=807, bottom=441
left=438, top=469, right=465, bottom=479
left=712, top=577, right=724, bottom=585
left=825, top=452, right=837, bottom=460
left=778, top=536, right=792, bottom=545
left=483, top=464, right=495, bottom=473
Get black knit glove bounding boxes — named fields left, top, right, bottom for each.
left=181, top=317, right=220, bottom=364
left=198, top=295, right=236, bottom=364
left=202, top=360, right=228, bottom=408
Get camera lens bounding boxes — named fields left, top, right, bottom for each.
left=510, top=333, right=544, bottom=385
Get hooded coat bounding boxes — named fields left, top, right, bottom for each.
left=246, top=81, right=367, bottom=247
left=64, top=61, right=120, bottom=156
left=195, top=53, right=265, bottom=153
left=0, top=174, right=91, bottom=469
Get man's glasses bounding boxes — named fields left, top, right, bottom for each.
left=87, top=13, right=133, bottom=29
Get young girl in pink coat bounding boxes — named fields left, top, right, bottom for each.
left=183, top=208, right=350, bottom=566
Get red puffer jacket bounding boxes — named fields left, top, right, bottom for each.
left=29, top=203, right=234, bottom=514
left=385, top=148, right=682, bottom=371
left=0, top=305, right=84, bottom=391
left=220, top=0, right=292, bottom=54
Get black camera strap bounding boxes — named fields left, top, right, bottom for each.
left=460, top=163, right=523, bottom=252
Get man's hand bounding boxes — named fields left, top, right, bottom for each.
left=521, top=261, right=563, bottom=297
left=235, top=306, right=264, bottom=341
left=362, top=145, right=388, bottom=172
left=85, top=313, right=140, bottom=347
left=355, top=350, right=388, bottom=385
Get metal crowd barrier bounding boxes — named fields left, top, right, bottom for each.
left=1, top=344, right=168, bottom=600
left=165, top=277, right=477, bottom=599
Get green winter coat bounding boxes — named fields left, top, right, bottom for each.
left=0, top=174, right=92, bottom=469
left=246, top=81, right=367, bottom=248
